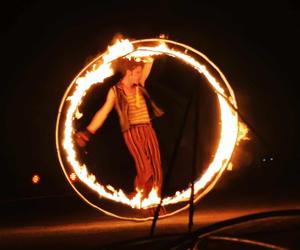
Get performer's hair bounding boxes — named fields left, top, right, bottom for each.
left=113, top=58, right=144, bottom=75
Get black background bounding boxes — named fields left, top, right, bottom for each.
left=1, top=1, right=299, bottom=201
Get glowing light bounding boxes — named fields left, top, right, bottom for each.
left=69, top=172, right=77, bottom=182
left=237, top=121, right=250, bottom=145
left=32, top=174, right=40, bottom=184
left=227, top=162, right=233, bottom=171
left=56, top=38, right=249, bottom=220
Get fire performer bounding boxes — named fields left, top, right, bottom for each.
left=75, top=56, right=165, bottom=202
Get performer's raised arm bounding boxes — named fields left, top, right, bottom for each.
left=140, top=57, right=154, bottom=87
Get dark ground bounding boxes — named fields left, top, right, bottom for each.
left=1, top=171, right=300, bottom=249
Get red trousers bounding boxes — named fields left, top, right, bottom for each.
left=123, top=123, right=163, bottom=198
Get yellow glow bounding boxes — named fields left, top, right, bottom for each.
left=227, top=162, right=233, bottom=171
left=70, top=172, right=77, bottom=182
left=32, top=174, right=40, bottom=184
left=237, top=121, right=250, bottom=145
left=56, top=38, right=249, bottom=218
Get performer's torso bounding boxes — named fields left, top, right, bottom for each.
left=113, top=83, right=164, bottom=132
left=125, top=93, right=150, bottom=125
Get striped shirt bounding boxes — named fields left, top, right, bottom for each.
left=126, top=93, right=150, bottom=125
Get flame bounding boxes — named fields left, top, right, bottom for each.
left=227, top=162, right=233, bottom=171
left=32, top=174, right=40, bottom=184
left=59, top=38, right=243, bottom=210
left=237, top=121, right=250, bottom=145
left=125, top=43, right=167, bottom=59
left=225, top=122, right=249, bottom=172
left=69, top=172, right=77, bottom=182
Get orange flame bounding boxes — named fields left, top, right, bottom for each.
left=32, top=174, right=40, bottom=184
left=237, top=121, right=250, bottom=145
left=59, top=39, right=242, bottom=209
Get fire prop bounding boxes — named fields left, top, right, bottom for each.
left=56, top=38, right=248, bottom=220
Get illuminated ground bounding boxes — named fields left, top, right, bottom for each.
left=1, top=183, right=300, bottom=250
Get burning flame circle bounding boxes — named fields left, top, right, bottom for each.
left=56, top=38, right=241, bottom=221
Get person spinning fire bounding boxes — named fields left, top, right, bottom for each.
left=75, top=56, right=165, bottom=208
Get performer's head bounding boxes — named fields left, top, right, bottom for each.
left=115, top=58, right=144, bottom=85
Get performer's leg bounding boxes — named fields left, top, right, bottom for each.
left=124, top=124, right=166, bottom=216
left=123, top=126, right=153, bottom=197
left=123, top=124, right=163, bottom=198
left=144, top=125, right=166, bottom=215
left=145, top=125, right=163, bottom=194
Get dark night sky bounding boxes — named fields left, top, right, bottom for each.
left=1, top=1, right=299, bottom=200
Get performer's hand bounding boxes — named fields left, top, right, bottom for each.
left=75, top=129, right=93, bottom=148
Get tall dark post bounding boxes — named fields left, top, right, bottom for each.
left=150, top=91, right=195, bottom=237
left=188, top=85, right=199, bottom=233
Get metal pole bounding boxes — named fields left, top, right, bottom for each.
left=150, top=90, right=195, bottom=236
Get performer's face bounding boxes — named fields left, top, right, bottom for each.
left=129, top=65, right=143, bottom=85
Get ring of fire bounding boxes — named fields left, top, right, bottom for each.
left=56, top=38, right=243, bottom=221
